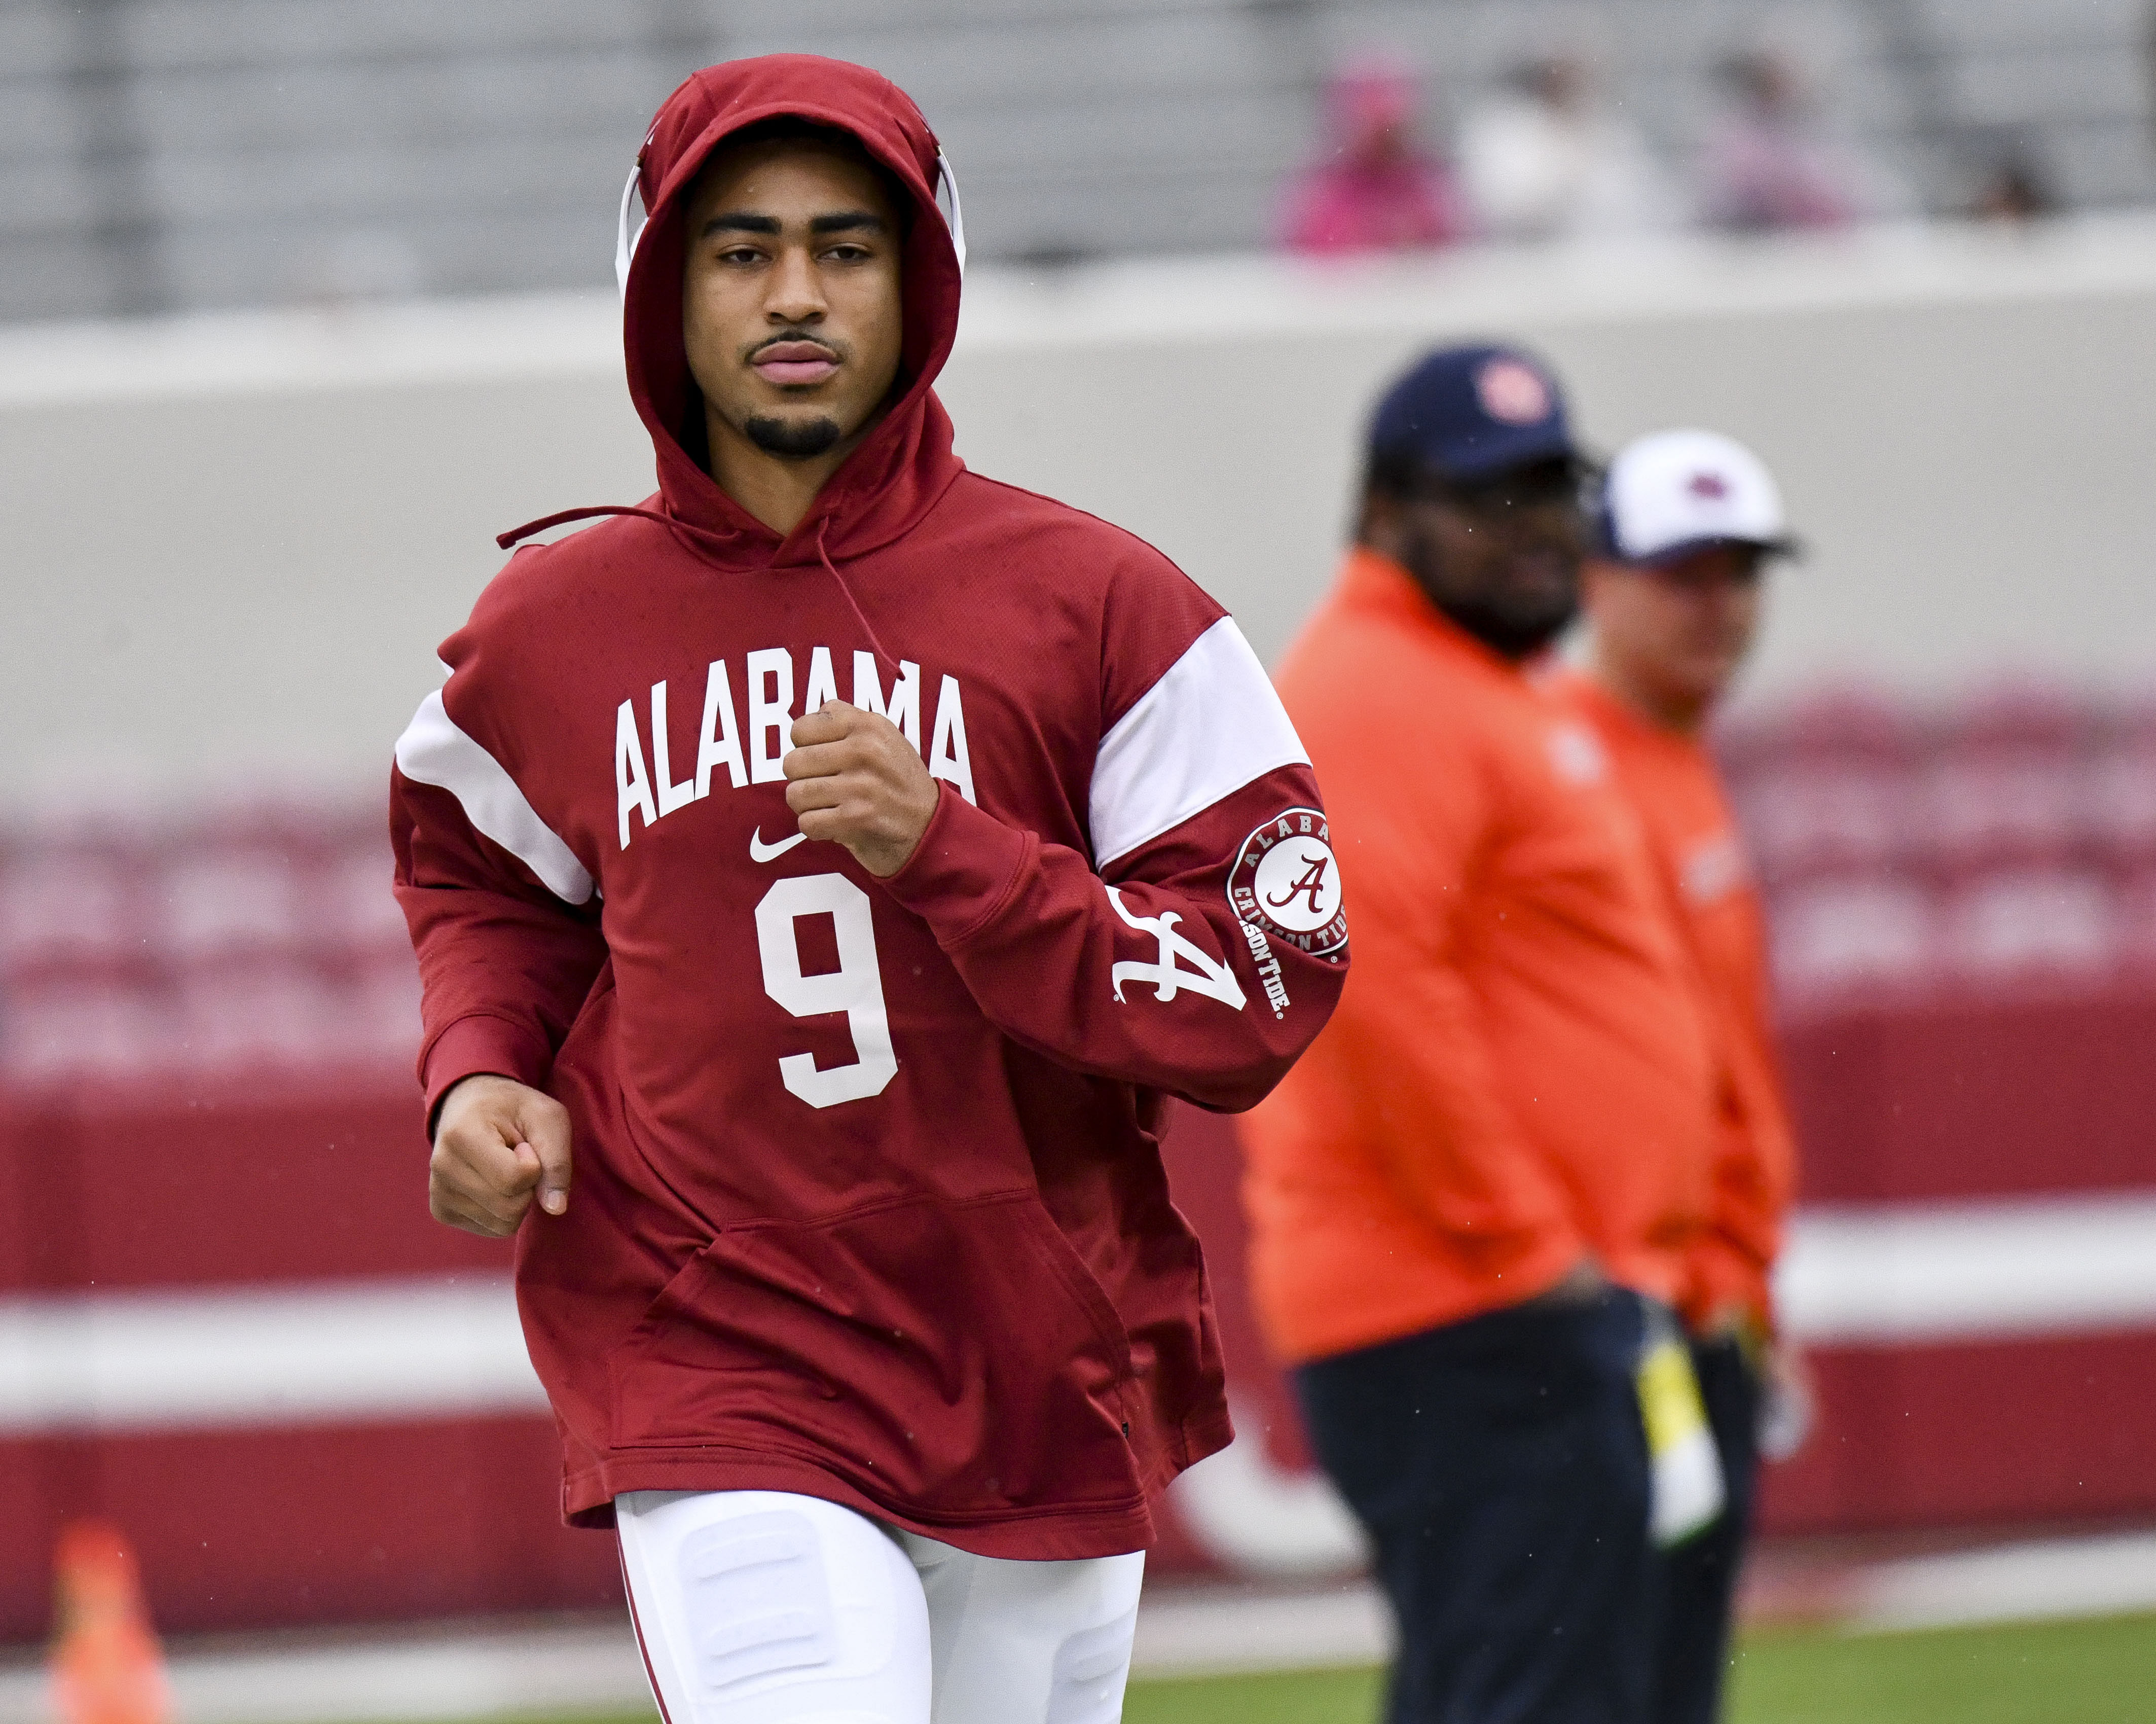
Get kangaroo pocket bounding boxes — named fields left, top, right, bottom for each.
left=608, top=1189, right=1140, bottom=1519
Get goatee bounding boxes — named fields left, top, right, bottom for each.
left=746, top=414, right=845, bottom=460
left=1434, top=589, right=1578, bottom=659
left=1399, top=524, right=1580, bottom=660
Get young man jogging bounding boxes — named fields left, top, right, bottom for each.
left=1569, top=428, right=1807, bottom=1724
left=1241, top=345, right=1716, bottom=1723
left=391, top=56, right=1344, bottom=1722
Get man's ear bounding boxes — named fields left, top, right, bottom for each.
left=1356, top=486, right=1398, bottom=554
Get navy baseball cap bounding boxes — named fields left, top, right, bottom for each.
left=1368, top=343, right=1581, bottom=482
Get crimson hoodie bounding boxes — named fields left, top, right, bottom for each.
left=389, top=56, right=1346, bottom=1559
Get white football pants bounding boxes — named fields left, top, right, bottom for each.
left=615, top=1489, right=1145, bottom=1723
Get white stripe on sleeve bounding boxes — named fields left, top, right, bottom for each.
left=1089, top=617, right=1310, bottom=868
left=394, top=689, right=595, bottom=904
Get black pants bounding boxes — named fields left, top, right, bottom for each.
left=1296, top=1289, right=1655, bottom=1724
left=1651, top=1336, right=1762, bottom=1724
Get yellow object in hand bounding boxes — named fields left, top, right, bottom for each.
left=1637, top=1325, right=1726, bottom=1547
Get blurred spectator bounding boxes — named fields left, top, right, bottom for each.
left=1697, top=50, right=1875, bottom=232
left=1458, top=54, right=1679, bottom=241
left=1568, top=429, right=1808, bottom=1724
left=1279, top=58, right=1466, bottom=255
left=1245, top=345, right=1714, bottom=1723
left=1972, top=155, right=2056, bottom=225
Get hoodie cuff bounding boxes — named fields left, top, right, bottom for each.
left=878, top=783, right=1034, bottom=948
left=420, top=1014, right=554, bottom=1130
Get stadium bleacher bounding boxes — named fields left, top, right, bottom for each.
left=9, top=676, right=2152, bottom=1093
left=0, top=800, right=418, bottom=1084
left=2, top=0, right=2151, bottom=322
left=1725, top=681, right=2156, bottom=1011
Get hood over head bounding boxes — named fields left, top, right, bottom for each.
left=618, top=56, right=966, bottom=565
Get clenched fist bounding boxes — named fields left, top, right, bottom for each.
left=429, top=1073, right=572, bottom=1237
left=783, top=699, right=940, bottom=877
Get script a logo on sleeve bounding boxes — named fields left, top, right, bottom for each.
left=1106, top=887, right=1248, bottom=1012
left=1229, top=809, right=1349, bottom=960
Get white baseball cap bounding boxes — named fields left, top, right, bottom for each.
left=1599, top=428, right=1800, bottom=566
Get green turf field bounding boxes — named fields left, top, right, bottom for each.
left=499, top=1612, right=2156, bottom=1724
left=1725, top=1613, right=2156, bottom=1724
left=1120, top=1614, right=2156, bottom=1724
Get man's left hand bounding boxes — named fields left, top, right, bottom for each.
left=783, top=700, right=939, bottom=877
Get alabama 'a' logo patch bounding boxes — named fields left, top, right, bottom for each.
left=1229, top=808, right=1348, bottom=961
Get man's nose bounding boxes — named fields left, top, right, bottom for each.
left=765, top=246, right=826, bottom=324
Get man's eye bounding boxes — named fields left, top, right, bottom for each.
left=718, top=247, right=763, bottom=265
left=825, top=244, right=871, bottom=262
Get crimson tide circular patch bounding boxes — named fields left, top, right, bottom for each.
left=1228, top=808, right=1348, bottom=959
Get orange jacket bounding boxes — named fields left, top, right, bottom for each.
left=1564, top=673, right=1797, bottom=1334
left=1242, top=551, right=1716, bottom=1364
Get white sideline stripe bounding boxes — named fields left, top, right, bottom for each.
left=4, top=1196, right=2155, bottom=1438
left=0, top=1622, right=650, bottom=1724
left=1777, top=1193, right=2156, bottom=1344
left=1133, top=1582, right=1392, bottom=1677
left=393, top=689, right=594, bottom=904
left=0, top=1590, right=1396, bottom=1724
left=1088, top=617, right=1309, bottom=867
left=0, top=1276, right=543, bottom=1435
left=1850, top=1531, right=2156, bottom=1634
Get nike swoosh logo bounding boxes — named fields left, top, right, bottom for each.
left=749, top=828, right=809, bottom=863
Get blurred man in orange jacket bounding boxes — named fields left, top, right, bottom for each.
left=1241, top=345, right=1718, bottom=1724
left=1566, top=427, right=1806, bottom=1724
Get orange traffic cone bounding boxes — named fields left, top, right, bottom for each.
left=48, top=1522, right=172, bottom=1724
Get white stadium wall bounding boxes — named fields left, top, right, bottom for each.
left=4, top=217, right=2156, bottom=807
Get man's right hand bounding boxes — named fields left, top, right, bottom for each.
left=429, top=1074, right=573, bottom=1238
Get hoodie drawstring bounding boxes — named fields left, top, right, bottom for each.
left=495, top=504, right=744, bottom=557
left=496, top=507, right=906, bottom=688
left=813, top=515, right=904, bottom=684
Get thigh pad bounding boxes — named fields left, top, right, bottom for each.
left=676, top=1510, right=840, bottom=1692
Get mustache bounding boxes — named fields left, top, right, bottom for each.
left=745, top=329, right=845, bottom=361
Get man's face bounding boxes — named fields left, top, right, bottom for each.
left=1367, top=456, right=1587, bottom=658
left=681, top=137, right=904, bottom=464
left=1582, top=543, right=1767, bottom=714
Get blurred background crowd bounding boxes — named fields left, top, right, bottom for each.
left=5, top=0, right=2154, bottom=320
left=5, top=2, right=2156, bottom=1719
